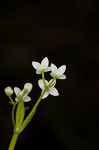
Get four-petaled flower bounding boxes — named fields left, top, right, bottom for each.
left=32, top=57, right=50, bottom=74
left=5, top=57, right=66, bottom=101
left=14, top=83, right=33, bottom=102
left=50, top=63, right=66, bottom=79
left=38, top=79, right=59, bottom=99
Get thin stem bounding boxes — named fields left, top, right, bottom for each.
left=8, top=77, right=56, bottom=150
left=42, top=71, right=46, bottom=88
left=48, top=77, right=56, bottom=88
left=11, top=104, right=16, bottom=127
left=8, top=131, right=19, bottom=150
left=8, top=96, right=14, bottom=104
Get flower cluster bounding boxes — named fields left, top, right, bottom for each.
left=32, top=57, right=66, bottom=99
left=4, top=57, right=66, bottom=150
left=5, top=57, right=66, bottom=101
left=5, top=83, right=33, bottom=103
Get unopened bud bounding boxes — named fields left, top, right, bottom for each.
left=5, top=86, right=13, bottom=96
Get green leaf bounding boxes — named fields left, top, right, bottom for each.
left=16, top=100, right=25, bottom=128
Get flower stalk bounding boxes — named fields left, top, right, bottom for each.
left=8, top=131, right=19, bottom=150
left=8, top=80, right=55, bottom=150
left=4, top=57, right=66, bottom=150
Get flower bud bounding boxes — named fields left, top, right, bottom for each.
left=24, top=83, right=33, bottom=93
left=5, top=86, right=13, bottom=96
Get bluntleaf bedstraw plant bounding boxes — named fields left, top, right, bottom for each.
left=5, top=57, right=66, bottom=150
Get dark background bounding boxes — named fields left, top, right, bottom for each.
left=0, top=0, right=99, bottom=149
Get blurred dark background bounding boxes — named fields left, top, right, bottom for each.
left=0, top=0, right=99, bottom=149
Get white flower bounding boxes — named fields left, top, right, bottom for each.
left=5, top=86, right=13, bottom=96
left=50, top=63, right=66, bottom=79
left=24, top=83, right=33, bottom=93
left=38, top=79, right=59, bottom=99
left=32, top=57, right=50, bottom=74
left=14, top=87, right=31, bottom=102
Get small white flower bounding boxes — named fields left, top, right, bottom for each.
left=5, top=86, right=13, bottom=96
left=24, top=83, right=33, bottom=93
left=32, top=57, right=50, bottom=74
left=38, top=79, right=59, bottom=99
left=14, top=87, right=31, bottom=102
left=50, top=63, right=66, bottom=79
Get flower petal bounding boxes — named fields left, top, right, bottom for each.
left=46, top=66, right=51, bottom=72
left=59, top=74, right=66, bottom=79
left=49, top=87, right=59, bottom=96
left=24, top=83, right=33, bottom=92
left=51, top=63, right=57, bottom=74
left=14, top=87, right=21, bottom=96
left=57, top=65, right=66, bottom=76
left=19, top=90, right=24, bottom=96
left=50, top=72, right=54, bottom=78
left=32, top=61, right=40, bottom=70
left=42, top=91, right=49, bottom=99
left=41, top=57, right=49, bottom=68
left=15, top=97, right=18, bottom=101
left=36, top=70, right=41, bottom=74
left=23, top=96, right=31, bottom=102
left=38, top=79, right=44, bottom=89
left=38, top=79, right=49, bottom=89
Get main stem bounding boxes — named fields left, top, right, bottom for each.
left=8, top=131, right=19, bottom=150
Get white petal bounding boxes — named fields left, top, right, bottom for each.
left=38, top=79, right=49, bottom=89
left=50, top=72, right=54, bottom=77
left=51, top=63, right=57, bottom=74
left=45, top=80, right=49, bottom=86
left=46, top=66, right=51, bottom=72
left=57, top=65, right=66, bottom=76
left=23, top=96, right=31, bottom=102
left=23, top=92, right=28, bottom=99
left=49, top=87, right=59, bottom=96
left=15, top=97, right=18, bottom=101
left=41, top=57, right=49, bottom=68
left=32, top=61, right=40, bottom=70
left=14, top=87, right=21, bottom=96
left=38, top=79, right=44, bottom=89
left=40, top=64, right=47, bottom=70
left=59, top=74, right=66, bottom=79
left=24, top=83, right=33, bottom=92
left=36, top=70, right=41, bottom=74
left=42, top=91, right=49, bottom=99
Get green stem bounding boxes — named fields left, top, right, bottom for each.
left=9, top=96, right=14, bottom=104
left=8, top=77, right=56, bottom=150
left=42, top=71, right=46, bottom=88
left=48, top=77, right=56, bottom=88
left=8, top=131, right=19, bottom=150
left=11, top=104, right=16, bottom=127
